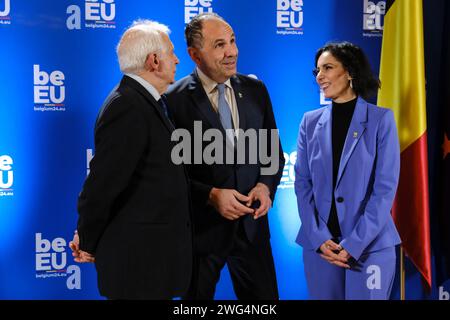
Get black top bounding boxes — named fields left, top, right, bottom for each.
left=327, top=97, right=357, bottom=239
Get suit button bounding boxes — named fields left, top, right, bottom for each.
left=336, top=197, right=344, bottom=203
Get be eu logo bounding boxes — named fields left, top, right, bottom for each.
left=0, top=0, right=10, bottom=25
left=185, top=0, right=213, bottom=24
left=35, top=233, right=81, bottom=290
left=276, top=0, right=303, bottom=36
left=362, top=0, right=385, bottom=37
left=33, top=65, right=66, bottom=112
left=0, top=155, right=13, bottom=197
left=86, top=148, right=93, bottom=176
left=67, top=0, right=116, bottom=30
left=320, top=90, right=331, bottom=106
left=279, top=151, right=297, bottom=189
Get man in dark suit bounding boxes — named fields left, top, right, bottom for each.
left=165, top=13, right=284, bottom=300
left=69, top=20, right=192, bottom=300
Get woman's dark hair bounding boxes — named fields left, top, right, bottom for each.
left=314, top=42, right=380, bottom=100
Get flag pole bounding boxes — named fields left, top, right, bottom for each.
left=400, top=246, right=405, bottom=300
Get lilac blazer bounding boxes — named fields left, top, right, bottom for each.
left=294, top=97, right=401, bottom=260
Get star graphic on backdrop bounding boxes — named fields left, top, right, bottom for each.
left=444, top=133, right=450, bottom=159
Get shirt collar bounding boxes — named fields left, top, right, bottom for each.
left=196, top=67, right=232, bottom=94
left=125, top=73, right=161, bottom=102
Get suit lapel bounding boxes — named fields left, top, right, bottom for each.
left=188, top=72, right=227, bottom=137
left=230, top=75, right=247, bottom=132
left=336, top=97, right=368, bottom=188
left=316, top=105, right=333, bottom=214
left=122, top=76, right=174, bottom=133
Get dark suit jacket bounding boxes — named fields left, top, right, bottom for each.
left=165, top=72, right=284, bottom=255
left=77, top=75, right=192, bottom=299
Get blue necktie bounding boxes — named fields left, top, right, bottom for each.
left=157, top=97, right=174, bottom=129
left=216, top=83, right=234, bottom=145
left=157, top=97, right=169, bottom=118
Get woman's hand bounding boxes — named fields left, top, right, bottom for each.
left=319, top=240, right=351, bottom=269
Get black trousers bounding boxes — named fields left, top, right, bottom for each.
left=185, top=221, right=279, bottom=300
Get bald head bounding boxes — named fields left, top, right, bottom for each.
left=185, top=12, right=229, bottom=49
left=186, top=14, right=238, bottom=83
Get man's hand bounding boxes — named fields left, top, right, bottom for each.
left=246, top=183, right=272, bottom=219
left=69, top=230, right=95, bottom=263
left=208, top=188, right=255, bottom=220
left=319, top=239, right=350, bottom=269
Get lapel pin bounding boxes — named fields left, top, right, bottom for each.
left=353, top=131, right=358, bottom=138
left=238, top=92, right=243, bottom=98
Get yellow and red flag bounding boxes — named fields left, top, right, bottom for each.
left=378, top=0, right=432, bottom=288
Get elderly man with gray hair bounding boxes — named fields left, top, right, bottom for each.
left=69, top=20, right=193, bottom=300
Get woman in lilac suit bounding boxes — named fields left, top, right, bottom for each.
left=295, top=42, right=401, bottom=300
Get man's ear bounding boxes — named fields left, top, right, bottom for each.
left=145, top=53, right=159, bottom=71
left=187, top=47, right=201, bottom=65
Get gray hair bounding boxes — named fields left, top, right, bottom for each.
left=117, top=20, right=171, bottom=74
left=185, top=12, right=225, bottom=48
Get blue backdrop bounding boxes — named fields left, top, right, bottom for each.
left=0, top=0, right=442, bottom=299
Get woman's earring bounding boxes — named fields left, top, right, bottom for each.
left=349, top=79, right=353, bottom=89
